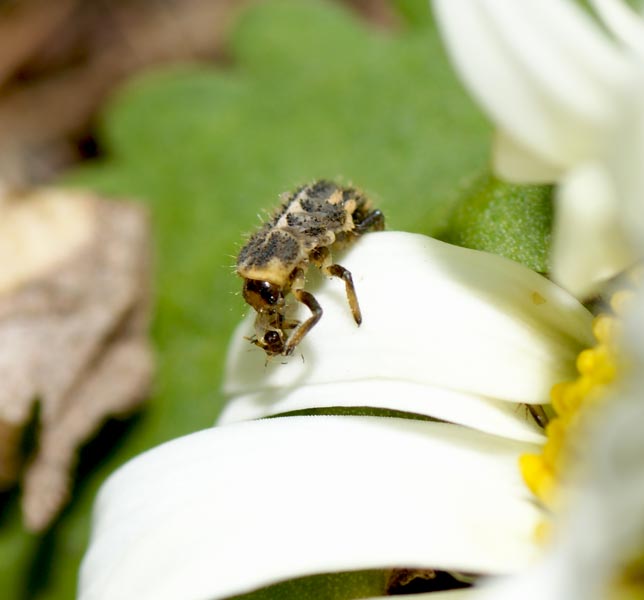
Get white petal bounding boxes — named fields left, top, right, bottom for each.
left=225, top=233, right=593, bottom=414
left=590, top=1, right=644, bottom=250
left=362, top=557, right=580, bottom=600
left=492, top=130, right=564, bottom=183
left=608, top=81, right=644, bottom=251
left=364, top=591, right=473, bottom=600
left=219, top=381, right=546, bottom=444
left=363, top=557, right=578, bottom=600
left=457, top=561, right=569, bottom=600
left=591, top=0, right=644, bottom=62
left=551, top=163, right=636, bottom=298
left=79, top=416, right=542, bottom=600
left=433, top=0, right=634, bottom=170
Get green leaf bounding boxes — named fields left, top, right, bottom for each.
left=0, top=1, right=491, bottom=598
left=228, top=570, right=386, bottom=600
left=442, top=171, right=554, bottom=273
left=392, top=0, right=433, bottom=28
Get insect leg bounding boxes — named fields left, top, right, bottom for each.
left=308, top=248, right=361, bottom=324
left=324, top=264, right=362, bottom=325
left=283, top=289, right=323, bottom=355
left=308, top=245, right=330, bottom=267
left=354, top=208, right=385, bottom=233
left=526, top=404, right=549, bottom=428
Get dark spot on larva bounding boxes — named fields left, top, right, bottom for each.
left=308, top=180, right=337, bottom=200
left=269, top=230, right=301, bottom=263
left=238, top=229, right=300, bottom=269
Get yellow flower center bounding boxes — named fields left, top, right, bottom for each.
left=519, top=286, right=634, bottom=511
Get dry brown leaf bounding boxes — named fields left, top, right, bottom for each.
left=0, top=0, right=245, bottom=186
left=0, top=187, right=153, bottom=532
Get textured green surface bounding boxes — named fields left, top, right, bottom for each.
left=0, top=1, right=496, bottom=598
left=229, top=570, right=386, bottom=600
left=443, top=171, right=554, bottom=273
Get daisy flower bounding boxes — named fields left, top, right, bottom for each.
left=78, top=233, right=593, bottom=599
left=433, top=0, right=644, bottom=298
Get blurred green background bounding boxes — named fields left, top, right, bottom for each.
left=0, top=1, right=499, bottom=598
